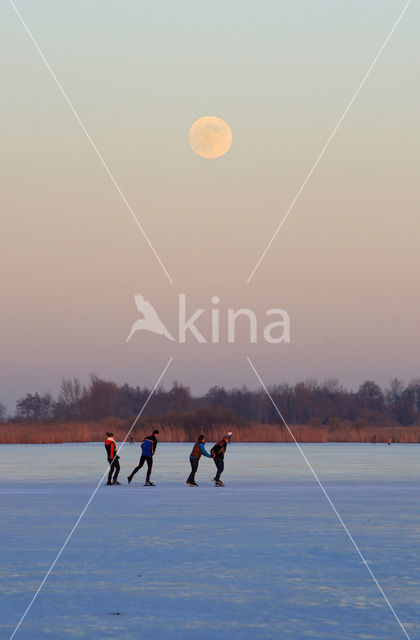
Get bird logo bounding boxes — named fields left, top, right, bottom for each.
left=126, top=293, right=176, bottom=342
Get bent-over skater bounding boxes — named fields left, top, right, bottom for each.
left=186, top=434, right=213, bottom=486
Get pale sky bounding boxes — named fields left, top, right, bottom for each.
left=1, top=1, right=419, bottom=411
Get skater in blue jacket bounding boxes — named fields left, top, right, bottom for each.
left=127, top=429, right=159, bottom=486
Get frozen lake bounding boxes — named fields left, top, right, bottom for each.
left=1, top=443, right=419, bottom=639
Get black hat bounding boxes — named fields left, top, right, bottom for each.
left=152, top=429, right=160, bottom=435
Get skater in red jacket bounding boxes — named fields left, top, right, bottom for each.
left=104, top=432, right=120, bottom=485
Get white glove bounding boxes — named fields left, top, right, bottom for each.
left=228, top=431, right=232, bottom=437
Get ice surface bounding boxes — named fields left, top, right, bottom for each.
left=1, top=443, right=419, bottom=639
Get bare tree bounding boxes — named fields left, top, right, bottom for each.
left=15, top=393, right=54, bottom=422
left=84, top=375, right=122, bottom=421
left=58, top=378, right=85, bottom=420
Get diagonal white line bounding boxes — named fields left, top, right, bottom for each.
left=247, top=356, right=412, bottom=640
left=9, top=356, right=173, bottom=640
left=9, top=0, right=173, bottom=284
left=246, top=0, right=413, bottom=284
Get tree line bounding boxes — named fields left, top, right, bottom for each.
left=2, top=376, right=420, bottom=428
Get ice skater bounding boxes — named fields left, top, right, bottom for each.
left=211, top=432, right=232, bottom=486
left=104, top=432, right=120, bottom=485
left=127, top=429, right=159, bottom=486
left=185, top=434, right=213, bottom=486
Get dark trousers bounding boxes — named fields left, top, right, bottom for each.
left=129, top=455, right=153, bottom=482
left=108, top=457, right=120, bottom=483
left=214, top=457, right=224, bottom=480
left=186, top=457, right=199, bottom=484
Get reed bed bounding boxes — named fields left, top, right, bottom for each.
left=1, top=420, right=419, bottom=444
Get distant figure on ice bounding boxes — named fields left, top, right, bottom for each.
left=211, top=432, right=232, bottom=486
left=387, top=436, right=392, bottom=445
left=185, top=434, right=213, bottom=486
left=126, top=293, right=175, bottom=342
left=127, top=429, right=160, bottom=486
left=105, top=432, right=120, bottom=485
left=129, top=434, right=135, bottom=445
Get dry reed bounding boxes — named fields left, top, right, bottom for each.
left=1, top=420, right=419, bottom=444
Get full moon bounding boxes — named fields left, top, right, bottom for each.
left=188, top=116, right=232, bottom=159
